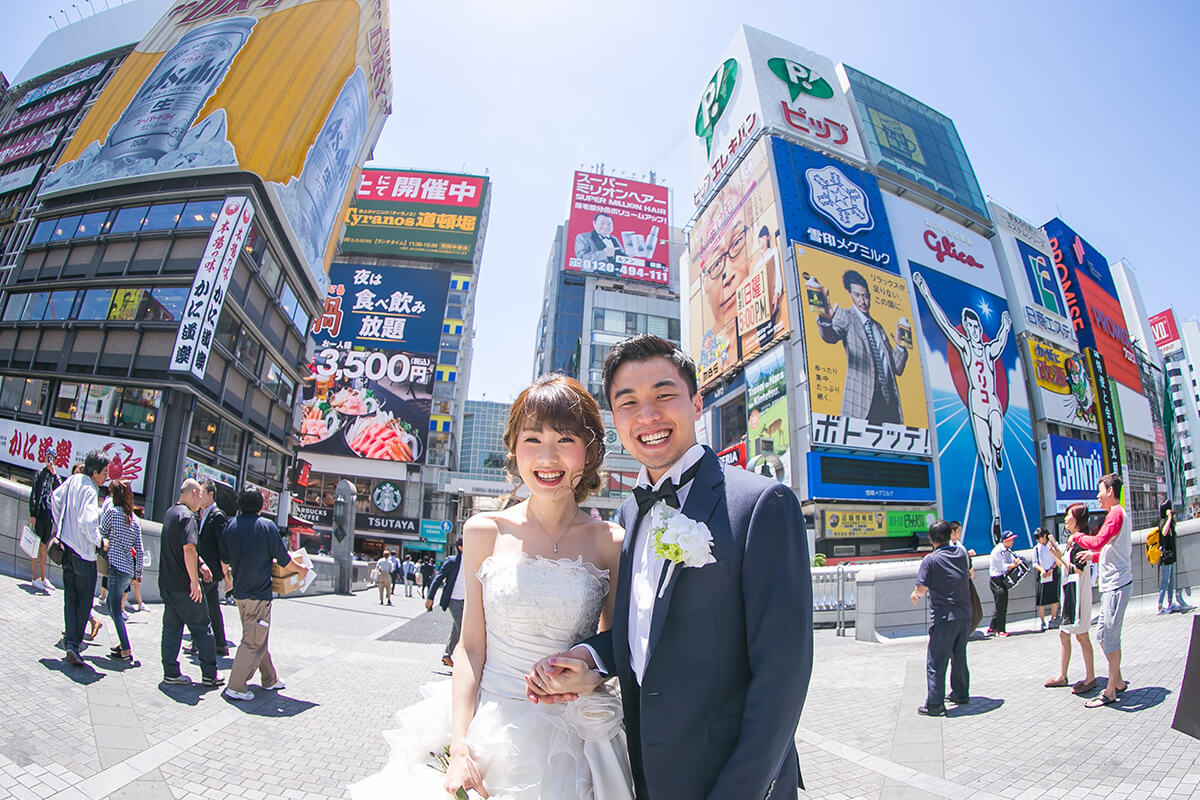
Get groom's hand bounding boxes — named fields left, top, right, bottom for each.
left=525, top=648, right=600, bottom=704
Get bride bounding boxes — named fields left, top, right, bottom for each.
left=350, top=374, right=632, bottom=800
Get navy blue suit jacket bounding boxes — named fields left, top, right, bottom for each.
left=586, top=447, right=813, bottom=800
left=428, top=554, right=461, bottom=611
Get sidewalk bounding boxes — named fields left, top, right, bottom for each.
left=1, top=572, right=1197, bottom=800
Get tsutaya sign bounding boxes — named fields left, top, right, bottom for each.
left=691, top=25, right=865, bottom=206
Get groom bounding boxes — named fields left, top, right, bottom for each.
left=528, top=335, right=813, bottom=799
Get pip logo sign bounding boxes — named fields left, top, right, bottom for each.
left=767, top=58, right=834, bottom=102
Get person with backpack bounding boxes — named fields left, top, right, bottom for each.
left=28, top=454, right=61, bottom=594
left=1158, top=501, right=1194, bottom=614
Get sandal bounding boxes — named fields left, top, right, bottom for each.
left=1044, top=678, right=1069, bottom=688
left=1084, top=694, right=1117, bottom=708
left=84, top=621, right=103, bottom=641
left=1071, top=678, right=1098, bottom=694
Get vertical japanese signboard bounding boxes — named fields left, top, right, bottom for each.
left=563, top=171, right=670, bottom=285
left=1085, top=348, right=1122, bottom=476
left=299, top=264, right=449, bottom=465
left=169, top=196, right=255, bottom=380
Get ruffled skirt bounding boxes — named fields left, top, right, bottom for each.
left=349, top=680, right=633, bottom=800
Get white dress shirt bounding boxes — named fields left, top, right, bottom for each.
left=51, top=473, right=100, bottom=561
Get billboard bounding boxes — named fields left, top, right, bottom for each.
left=299, top=263, right=448, bottom=464
left=563, top=171, right=669, bottom=285
left=744, top=343, right=789, bottom=484
left=806, top=451, right=936, bottom=503
left=910, top=263, right=1039, bottom=553
left=797, top=245, right=930, bottom=455
left=822, top=507, right=937, bottom=538
left=0, top=420, right=148, bottom=493
left=1043, top=218, right=1140, bottom=392
left=340, top=169, right=487, bottom=262
left=1027, top=338, right=1095, bottom=428
left=688, top=138, right=790, bottom=390
left=16, top=60, right=108, bottom=108
left=690, top=25, right=866, bottom=206
left=838, top=64, right=986, bottom=218
left=1150, top=309, right=1182, bottom=356
left=1044, top=434, right=1104, bottom=513
left=883, top=194, right=1004, bottom=294
left=0, top=128, right=63, bottom=168
left=1, top=86, right=90, bottom=137
left=771, top=137, right=896, bottom=273
left=42, top=0, right=393, bottom=289
left=1085, top=348, right=1122, bottom=476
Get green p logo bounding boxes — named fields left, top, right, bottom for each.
left=695, top=58, right=738, bottom=158
left=768, top=58, right=834, bottom=103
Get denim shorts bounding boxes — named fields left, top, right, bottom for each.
left=1097, top=582, right=1132, bottom=656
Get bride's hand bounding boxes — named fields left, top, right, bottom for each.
left=445, top=746, right=488, bottom=799
left=527, top=656, right=603, bottom=703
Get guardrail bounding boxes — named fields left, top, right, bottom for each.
left=812, top=564, right=859, bottom=635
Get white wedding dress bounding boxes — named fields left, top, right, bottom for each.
left=350, top=551, right=634, bottom=800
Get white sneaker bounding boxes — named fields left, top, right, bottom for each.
left=37, top=579, right=51, bottom=592
left=137, top=603, right=147, bottom=612
left=263, top=680, right=286, bottom=691
left=223, top=688, right=254, bottom=701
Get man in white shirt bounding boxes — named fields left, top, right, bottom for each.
left=51, top=450, right=110, bottom=666
left=400, top=555, right=416, bottom=597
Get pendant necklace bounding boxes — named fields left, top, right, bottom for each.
left=528, top=505, right=571, bottom=554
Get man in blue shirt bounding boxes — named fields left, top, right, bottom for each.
left=912, top=519, right=974, bottom=716
left=219, top=487, right=307, bottom=702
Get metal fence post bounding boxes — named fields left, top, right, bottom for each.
left=836, top=563, right=846, bottom=636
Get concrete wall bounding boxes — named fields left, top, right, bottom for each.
left=0, top=477, right=372, bottom=600
left=855, top=519, right=1200, bottom=641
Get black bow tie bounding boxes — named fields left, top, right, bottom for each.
left=632, top=460, right=703, bottom=517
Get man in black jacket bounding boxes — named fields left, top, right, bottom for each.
left=425, top=541, right=463, bottom=668
left=27, top=455, right=60, bottom=594
left=186, top=480, right=231, bottom=657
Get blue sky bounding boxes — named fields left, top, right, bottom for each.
left=3, top=0, right=1197, bottom=404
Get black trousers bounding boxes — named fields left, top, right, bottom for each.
left=201, top=580, right=228, bottom=650
left=61, top=547, right=97, bottom=652
left=161, top=589, right=216, bottom=680
left=989, top=576, right=1009, bottom=633
left=926, top=617, right=971, bottom=707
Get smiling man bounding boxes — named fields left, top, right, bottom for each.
left=527, top=334, right=813, bottom=800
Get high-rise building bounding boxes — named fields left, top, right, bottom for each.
left=0, top=0, right=392, bottom=518
left=1149, top=309, right=1200, bottom=516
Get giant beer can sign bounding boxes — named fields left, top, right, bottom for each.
left=43, top=0, right=393, bottom=288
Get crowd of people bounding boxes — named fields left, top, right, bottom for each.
left=372, top=551, right=439, bottom=605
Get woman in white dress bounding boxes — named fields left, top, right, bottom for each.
left=350, top=374, right=633, bottom=800
left=1043, top=503, right=1096, bottom=694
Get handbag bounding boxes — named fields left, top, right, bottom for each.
left=968, top=580, right=984, bottom=631
left=47, top=538, right=65, bottom=565
left=96, top=547, right=109, bottom=577
left=1147, top=526, right=1163, bottom=566
left=19, top=525, right=39, bottom=559
left=1003, top=558, right=1030, bottom=590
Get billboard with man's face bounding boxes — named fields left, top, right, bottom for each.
left=42, top=0, right=393, bottom=290
left=564, top=171, right=670, bottom=286
left=688, top=138, right=790, bottom=390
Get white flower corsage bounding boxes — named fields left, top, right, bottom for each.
left=651, top=508, right=716, bottom=598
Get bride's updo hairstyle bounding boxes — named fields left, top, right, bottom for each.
left=503, top=374, right=606, bottom=503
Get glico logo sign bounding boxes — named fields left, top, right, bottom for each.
left=922, top=230, right=984, bottom=269
left=695, top=58, right=738, bottom=158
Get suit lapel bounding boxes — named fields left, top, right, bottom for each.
left=645, top=449, right=724, bottom=668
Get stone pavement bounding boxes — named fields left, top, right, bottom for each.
left=1, top=572, right=1198, bottom=800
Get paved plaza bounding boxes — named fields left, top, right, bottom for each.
left=1, top=572, right=1198, bottom=800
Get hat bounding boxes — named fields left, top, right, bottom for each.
left=1001, top=531, right=1017, bottom=542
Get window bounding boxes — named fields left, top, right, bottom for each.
left=2, top=294, right=26, bottom=322
left=44, top=291, right=76, bottom=321
left=241, top=223, right=265, bottom=267
left=438, top=350, right=458, bottom=366
left=216, top=420, right=242, bottom=461
left=234, top=328, right=261, bottom=368
left=188, top=407, right=221, bottom=451
left=79, top=384, right=118, bottom=424
left=107, top=288, right=145, bottom=321
left=719, top=397, right=747, bottom=451
left=144, top=287, right=189, bottom=321
left=177, top=200, right=221, bottom=229
left=115, top=387, right=161, bottom=431
left=214, top=311, right=239, bottom=352
left=263, top=361, right=286, bottom=402
left=30, top=219, right=55, bottom=244
left=141, top=202, right=184, bottom=231
left=50, top=216, right=80, bottom=242
left=77, top=289, right=115, bottom=320
left=53, top=382, right=87, bottom=421
left=279, top=283, right=299, bottom=321
left=109, top=206, right=149, bottom=234
left=247, top=438, right=283, bottom=481
left=75, top=211, right=110, bottom=237
left=21, top=293, right=48, bottom=321
left=668, top=318, right=680, bottom=341
left=445, top=304, right=464, bottom=319
left=0, top=378, right=23, bottom=412
left=291, top=304, right=309, bottom=334
left=259, top=249, right=281, bottom=293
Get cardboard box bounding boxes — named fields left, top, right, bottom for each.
left=271, top=549, right=315, bottom=596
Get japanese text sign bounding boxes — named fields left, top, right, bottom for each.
left=564, top=171, right=670, bottom=286
left=0, top=421, right=148, bottom=493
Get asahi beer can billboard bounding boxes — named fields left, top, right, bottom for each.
left=42, top=0, right=393, bottom=290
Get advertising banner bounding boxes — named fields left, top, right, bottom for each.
left=771, top=137, right=896, bottom=273
left=0, top=127, right=63, bottom=168
left=690, top=25, right=865, bottom=207
left=16, top=60, right=108, bottom=108
left=883, top=193, right=1004, bottom=295
left=292, top=502, right=333, bottom=528
left=300, top=263, right=449, bottom=465
left=822, top=507, right=937, bottom=538
left=1026, top=338, right=1095, bottom=428
left=1085, top=348, right=1122, bottom=476
left=169, top=196, right=255, bottom=380
left=2, top=87, right=89, bottom=137
left=43, top=0, right=393, bottom=290
left=420, top=519, right=452, bottom=543
left=340, top=169, right=487, bottom=262
left=797, top=245, right=930, bottom=455
left=182, top=457, right=237, bottom=489
left=1045, top=434, right=1104, bottom=513
left=910, top=262, right=1039, bottom=553
left=0, top=164, right=42, bottom=197
left=1044, top=218, right=1140, bottom=392
left=0, top=420, right=148, bottom=493
left=564, top=171, right=669, bottom=285
left=744, top=344, right=789, bottom=484
left=806, top=451, right=936, bottom=503
left=688, top=138, right=790, bottom=390
left=1150, top=309, right=1183, bottom=356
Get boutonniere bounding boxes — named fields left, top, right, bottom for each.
left=651, top=508, right=716, bottom=598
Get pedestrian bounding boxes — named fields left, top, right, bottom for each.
left=1158, top=501, right=1194, bottom=613
left=158, top=479, right=223, bottom=688
left=1072, top=473, right=1132, bottom=708
left=911, top=519, right=973, bottom=716
left=1033, top=528, right=1060, bottom=631
left=28, top=454, right=61, bottom=594
left=987, top=531, right=1021, bottom=637
left=188, top=479, right=231, bottom=657
left=375, top=550, right=393, bottom=605
left=401, top=554, right=415, bottom=597
left=948, top=520, right=976, bottom=557
left=425, top=540, right=463, bottom=668
left=1044, top=503, right=1096, bottom=694
left=99, top=480, right=142, bottom=663
left=220, top=487, right=308, bottom=702
left=51, top=449, right=109, bottom=666
left=389, top=551, right=401, bottom=599
left=418, top=557, right=435, bottom=599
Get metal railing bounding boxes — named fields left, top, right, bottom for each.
left=811, top=565, right=858, bottom=635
